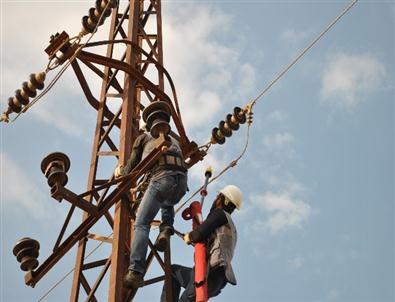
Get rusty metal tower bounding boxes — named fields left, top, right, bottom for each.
left=8, top=0, right=206, bottom=301
left=5, top=0, right=253, bottom=300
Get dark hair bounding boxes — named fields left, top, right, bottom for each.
left=223, top=201, right=236, bottom=214
left=210, top=193, right=236, bottom=214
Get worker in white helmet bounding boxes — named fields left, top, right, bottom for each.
left=160, top=185, right=242, bottom=302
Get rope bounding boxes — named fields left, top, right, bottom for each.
left=37, top=232, right=113, bottom=302
left=11, top=0, right=115, bottom=122
left=250, top=0, right=359, bottom=109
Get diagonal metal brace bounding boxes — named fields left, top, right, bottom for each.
left=51, top=184, right=98, bottom=215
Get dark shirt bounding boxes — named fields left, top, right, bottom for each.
left=189, top=208, right=228, bottom=243
left=120, top=133, right=151, bottom=176
left=120, top=133, right=185, bottom=181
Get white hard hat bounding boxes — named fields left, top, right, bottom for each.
left=219, top=185, right=242, bottom=210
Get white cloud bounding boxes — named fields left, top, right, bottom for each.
left=281, top=28, right=309, bottom=45
left=163, top=4, right=256, bottom=130
left=0, top=152, right=60, bottom=221
left=267, top=110, right=288, bottom=122
left=288, top=256, right=304, bottom=270
left=321, top=52, right=386, bottom=109
left=328, top=288, right=340, bottom=300
left=239, top=63, right=256, bottom=96
left=263, top=132, right=295, bottom=149
left=251, top=190, right=312, bottom=234
left=29, top=96, right=85, bottom=138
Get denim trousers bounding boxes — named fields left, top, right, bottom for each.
left=129, top=173, right=188, bottom=274
left=160, top=265, right=227, bottom=302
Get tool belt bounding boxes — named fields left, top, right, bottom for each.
left=152, top=152, right=187, bottom=173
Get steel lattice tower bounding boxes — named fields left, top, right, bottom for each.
left=10, top=1, right=204, bottom=301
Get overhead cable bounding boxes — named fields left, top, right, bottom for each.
left=250, top=0, right=359, bottom=109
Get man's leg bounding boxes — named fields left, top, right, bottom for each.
left=160, top=265, right=193, bottom=302
left=207, top=267, right=227, bottom=299
left=155, top=174, right=187, bottom=251
left=125, top=181, right=161, bottom=288
left=177, top=266, right=196, bottom=302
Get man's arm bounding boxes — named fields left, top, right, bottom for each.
left=120, top=133, right=147, bottom=176
left=188, top=209, right=228, bottom=243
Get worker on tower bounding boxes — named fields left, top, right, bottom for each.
left=114, top=120, right=188, bottom=289
left=160, top=185, right=242, bottom=302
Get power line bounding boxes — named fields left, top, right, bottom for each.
left=37, top=233, right=113, bottom=302
left=250, top=0, right=359, bottom=108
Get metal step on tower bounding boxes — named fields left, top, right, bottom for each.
left=9, top=0, right=206, bottom=301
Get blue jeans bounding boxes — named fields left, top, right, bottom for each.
left=129, top=173, right=187, bottom=274
left=160, top=265, right=227, bottom=302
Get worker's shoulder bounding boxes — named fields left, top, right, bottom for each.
left=210, top=208, right=228, bottom=223
left=136, top=132, right=152, bottom=145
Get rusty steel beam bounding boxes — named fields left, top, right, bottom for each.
left=108, top=1, right=140, bottom=300
left=79, top=59, right=124, bottom=93
left=84, top=257, right=111, bottom=302
left=143, top=275, right=165, bottom=286
left=164, top=237, right=173, bottom=302
left=71, top=60, right=121, bottom=129
left=82, top=258, right=109, bottom=271
left=53, top=205, right=76, bottom=252
left=51, top=184, right=98, bottom=215
left=87, top=233, right=113, bottom=244
left=77, top=50, right=172, bottom=105
left=80, top=273, right=98, bottom=302
left=104, top=211, right=115, bottom=229
left=69, top=6, right=121, bottom=300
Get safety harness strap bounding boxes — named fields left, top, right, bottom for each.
left=152, top=153, right=187, bottom=173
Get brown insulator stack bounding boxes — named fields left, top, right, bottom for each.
left=211, top=106, right=247, bottom=145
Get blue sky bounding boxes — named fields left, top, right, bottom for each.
left=1, top=1, right=394, bottom=302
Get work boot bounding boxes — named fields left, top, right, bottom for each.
left=124, top=269, right=144, bottom=289
left=154, top=226, right=173, bottom=252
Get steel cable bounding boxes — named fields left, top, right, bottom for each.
left=37, top=233, right=113, bottom=302
left=250, top=0, right=359, bottom=109
left=175, top=122, right=252, bottom=215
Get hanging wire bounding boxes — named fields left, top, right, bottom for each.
left=175, top=120, right=252, bottom=215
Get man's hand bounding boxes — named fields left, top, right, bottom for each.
left=183, top=232, right=192, bottom=245
left=114, top=165, right=123, bottom=178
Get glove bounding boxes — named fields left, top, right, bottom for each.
left=114, top=165, right=123, bottom=178
left=183, top=232, right=192, bottom=245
